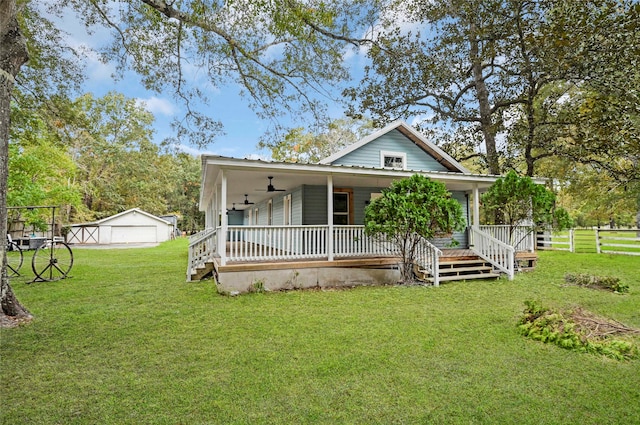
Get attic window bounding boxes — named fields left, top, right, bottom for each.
left=381, top=151, right=406, bottom=170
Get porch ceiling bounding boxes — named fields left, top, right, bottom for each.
left=201, top=156, right=501, bottom=210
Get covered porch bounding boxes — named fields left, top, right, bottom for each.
left=188, top=156, right=537, bottom=291
left=187, top=223, right=537, bottom=291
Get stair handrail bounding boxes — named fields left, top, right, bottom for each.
left=469, top=226, right=515, bottom=280
left=414, top=235, right=443, bottom=286
left=187, top=227, right=218, bottom=281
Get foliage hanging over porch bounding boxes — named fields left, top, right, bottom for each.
left=482, top=171, right=572, bottom=247
left=364, top=174, right=466, bottom=283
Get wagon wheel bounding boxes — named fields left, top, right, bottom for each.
left=31, top=241, right=74, bottom=282
left=6, top=241, right=23, bottom=277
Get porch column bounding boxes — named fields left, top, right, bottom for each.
left=472, top=184, right=480, bottom=227
left=327, top=174, right=334, bottom=261
left=219, top=171, right=228, bottom=266
left=210, top=185, right=217, bottom=229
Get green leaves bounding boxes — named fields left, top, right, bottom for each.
left=482, top=170, right=570, bottom=232
left=364, top=174, right=466, bottom=282
left=258, top=117, right=374, bottom=163
left=365, top=174, right=465, bottom=240
left=518, top=301, right=638, bottom=361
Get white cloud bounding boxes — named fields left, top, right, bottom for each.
left=136, top=97, right=177, bottom=116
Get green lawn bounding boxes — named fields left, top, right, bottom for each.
left=2, top=240, right=640, bottom=424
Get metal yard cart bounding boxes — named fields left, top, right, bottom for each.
left=6, top=206, right=74, bottom=282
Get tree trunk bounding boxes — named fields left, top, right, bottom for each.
left=469, top=23, right=500, bottom=176
left=1, top=0, right=31, bottom=327
left=636, top=193, right=640, bottom=237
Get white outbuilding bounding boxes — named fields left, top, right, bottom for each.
left=67, top=208, right=174, bottom=245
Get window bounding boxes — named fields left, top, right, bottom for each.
left=333, top=192, right=349, bottom=225
left=380, top=150, right=407, bottom=170
left=267, top=200, right=273, bottom=226
left=283, top=194, right=292, bottom=225
left=253, top=208, right=259, bottom=225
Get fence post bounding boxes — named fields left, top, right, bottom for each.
left=595, top=228, right=600, bottom=254
left=569, top=229, right=574, bottom=253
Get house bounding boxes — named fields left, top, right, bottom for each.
left=67, top=208, right=174, bottom=245
left=189, top=121, right=536, bottom=292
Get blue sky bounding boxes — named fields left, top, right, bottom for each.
left=78, top=44, right=296, bottom=159
left=58, top=6, right=376, bottom=160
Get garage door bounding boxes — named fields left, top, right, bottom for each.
left=110, top=226, right=157, bottom=243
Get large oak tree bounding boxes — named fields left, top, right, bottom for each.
left=347, top=0, right=640, bottom=180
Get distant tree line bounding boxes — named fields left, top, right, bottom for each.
left=9, top=92, right=203, bottom=234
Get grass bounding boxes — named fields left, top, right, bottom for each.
left=2, top=239, right=640, bottom=424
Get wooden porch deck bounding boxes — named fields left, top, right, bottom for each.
left=194, top=244, right=536, bottom=279
left=188, top=225, right=539, bottom=286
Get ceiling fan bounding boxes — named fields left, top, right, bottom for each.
left=265, top=176, right=286, bottom=192
left=243, top=194, right=255, bottom=205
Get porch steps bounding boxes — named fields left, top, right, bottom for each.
left=191, top=261, right=218, bottom=281
left=416, top=256, right=501, bottom=284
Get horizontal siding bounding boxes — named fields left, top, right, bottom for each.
left=291, top=186, right=303, bottom=225
left=302, top=185, right=328, bottom=225
left=236, top=185, right=470, bottom=248
left=330, top=129, right=449, bottom=172
left=353, top=187, right=385, bottom=225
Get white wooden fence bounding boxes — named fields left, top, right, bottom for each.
left=536, top=229, right=574, bottom=252
left=596, top=229, right=640, bottom=256
left=534, top=228, right=640, bottom=255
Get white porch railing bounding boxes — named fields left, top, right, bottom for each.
left=470, top=226, right=515, bottom=280
left=478, top=225, right=535, bottom=252
left=187, top=225, right=523, bottom=282
left=414, top=236, right=443, bottom=286
left=228, top=225, right=328, bottom=261
left=225, top=225, right=401, bottom=261
left=333, top=226, right=398, bottom=257
left=187, top=227, right=218, bottom=280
